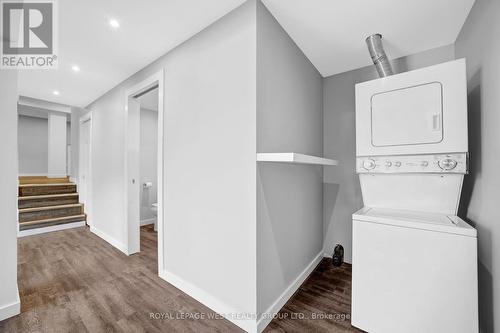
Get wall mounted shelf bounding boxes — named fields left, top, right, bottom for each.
left=257, top=153, right=338, bottom=166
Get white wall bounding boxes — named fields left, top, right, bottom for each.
left=139, top=108, right=158, bottom=223
left=85, top=82, right=126, bottom=250
left=256, top=1, right=323, bottom=321
left=18, top=115, right=48, bottom=175
left=86, top=1, right=257, bottom=330
left=0, top=68, right=20, bottom=320
left=47, top=113, right=67, bottom=177
left=18, top=114, right=71, bottom=176
left=162, top=0, right=257, bottom=321
left=322, top=44, right=456, bottom=262
left=70, top=107, right=83, bottom=181
left=455, top=0, right=500, bottom=331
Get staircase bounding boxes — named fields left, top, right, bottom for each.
left=18, top=176, right=86, bottom=233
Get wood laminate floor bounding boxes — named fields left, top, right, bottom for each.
left=0, top=225, right=362, bottom=333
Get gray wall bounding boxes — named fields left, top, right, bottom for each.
left=139, top=108, right=158, bottom=223
left=87, top=0, right=257, bottom=325
left=18, top=115, right=71, bottom=176
left=256, top=1, right=323, bottom=317
left=18, top=115, right=48, bottom=175
left=323, top=44, right=456, bottom=262
left=70, top=107, right=83, bottom=180
left=0, top=68, right=19, bottom=320
left=455, top=0, right=500, bottom=331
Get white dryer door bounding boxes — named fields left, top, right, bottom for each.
left=355, top=58, right=468, bottom=156
left=371, top=82, right=443, bottom=147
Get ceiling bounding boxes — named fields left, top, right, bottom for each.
left=18, top=105, right=70, bottom=121
left=18, top=0, right=246, bottom=107
left=261, top=0, right=475, bottom=77
left=18, top=0, right=475, bottom=107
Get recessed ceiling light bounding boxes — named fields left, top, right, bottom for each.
left=109, top=18, right=120, bottom=29
left=72, top=65, right=80, bottom=72
left=53, top=90, right=60, bottom=96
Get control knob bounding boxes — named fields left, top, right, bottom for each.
left=363, top=159, right=376, bottom=170
left=438, top=158, right=458, bottom=170
left=394, top=161, right=401, bottom=167
left=385, top=161, right=392, bottom=167
left=421, top=161, right=429, bottom=167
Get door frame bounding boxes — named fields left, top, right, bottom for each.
left=124, top=70, right=165, bottom=273
left=79, top=111, right=93, bottom=227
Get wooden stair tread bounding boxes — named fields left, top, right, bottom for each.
left=19, top=203, right=83, bottom=213
left=19, top=183, right=76, bottom=187
left=19, top=193, right=79, bottom=200
left=19, top=176, right=70, bottom=185
left=19, top=214, right=86, bottom=227
left=18, top=177, right=85, bottom=232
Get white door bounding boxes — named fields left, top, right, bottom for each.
left=79, top=117, right=91, bottom=224
left=127, top=98, right=141, bottom=254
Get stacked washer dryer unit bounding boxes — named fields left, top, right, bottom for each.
left=351, top=59, right=478, bottom=333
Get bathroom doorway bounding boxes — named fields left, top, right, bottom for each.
left=136, top=87, right=159, bottom=240
left=124, top=71, right=165, bottom=275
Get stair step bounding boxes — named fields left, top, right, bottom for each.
left=18, top=193, right=79, bottom=209
left=19, top=176, right=70, bottom=185
left=19, top=193, right=79, bottom=200
left=19, top=183, right=76, bottom=187
left=19, top=183, right=77, bottom=197
left=19, top=214, right=86, bottom=231
left=19, top=203, right=84, bottom=223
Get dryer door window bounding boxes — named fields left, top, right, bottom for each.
left=371, top=82, right=443, bottom=147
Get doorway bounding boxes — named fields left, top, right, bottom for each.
left=137, top=87, right=159, bottom=238
left=124, top=71, right=164, bottom=274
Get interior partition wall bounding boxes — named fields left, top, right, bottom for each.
left=86, top=2, right=327, bottom=333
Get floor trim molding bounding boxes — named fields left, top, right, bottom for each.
left=140, top=217, right=156, bottom=226
left=18, top=221, right=85, bottom=238
left=159, top=270, right=258, bottom=333
left=47, top=174, right=68, bottom=179
left=256, top=251, right=324, bottom=333
left=0, top=286, right=20, bottom=321
left=90, top=226, right=128, bottom=255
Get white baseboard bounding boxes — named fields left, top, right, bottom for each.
left=159, top=252, right=324, bottom=333
left=256, top=251, right=324, bottom=333
left=90, top=226, right=128, bottom=255
left=47, top=174, right=68, bottom=178
left=0, top=286, right=20, bottom=321
left=18, top=221, right=85, bottom=237
left=140, top=218, right=156, bottom=226
left=159, top=270, right=258, bottom=333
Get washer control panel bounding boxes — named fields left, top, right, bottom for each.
left=356, top=153, right=468, bottom=174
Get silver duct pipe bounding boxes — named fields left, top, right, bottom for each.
left=365, top=34, right=393, bottom=77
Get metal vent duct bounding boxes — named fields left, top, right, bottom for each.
left=366, top=34, right=393, bottom=77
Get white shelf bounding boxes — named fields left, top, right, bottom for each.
left=257, top=153, right=338, bottom=166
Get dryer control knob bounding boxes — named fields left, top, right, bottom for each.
left=421, top=161, right=429, bottom=167
left=394, top=161, right=402, bottom=167
left=439, top=158, right=457, bottom=170
left=363, top=159, right=376, bottom=170
left=385, top=161, right=392, bottom=167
